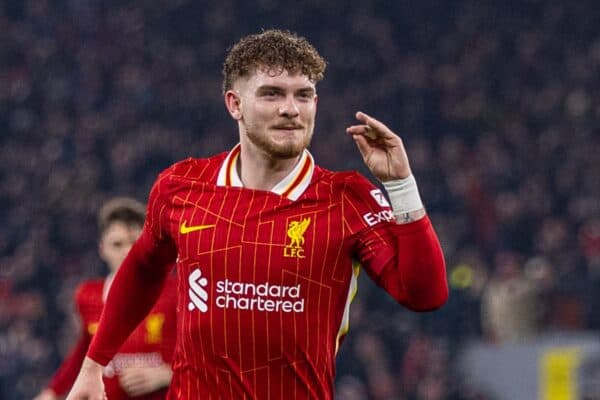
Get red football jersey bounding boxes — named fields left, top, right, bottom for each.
left=89, top=145, right=447, bottom=399
left=49, top=277, right=177, bottom=399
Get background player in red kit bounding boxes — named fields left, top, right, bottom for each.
left=67, top=29, right=448, bottom=399
left=35, top=198, right=176, bottom=400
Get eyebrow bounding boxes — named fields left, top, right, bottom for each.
left=297, top=87, right=316, bottom=96
left=256, top=85, right=315, bottom=95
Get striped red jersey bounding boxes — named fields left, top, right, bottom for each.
left=89, top=144, right=447, bottom=399
left=49, top=277, right=177, bottom=399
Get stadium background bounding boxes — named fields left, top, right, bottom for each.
left=1, top=1, right=599, bottom=399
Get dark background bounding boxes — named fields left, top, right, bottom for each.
left=1, top=1, right=599, bottom=398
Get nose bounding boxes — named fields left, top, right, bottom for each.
left=278, top=95, right=299, bottom=118
left=123, top=237, right=136, bottom=255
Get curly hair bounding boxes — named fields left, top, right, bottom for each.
left=222, top=29, right=327, bottom=94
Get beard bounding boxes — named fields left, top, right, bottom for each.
left=245, top=125, right=313, bottom=159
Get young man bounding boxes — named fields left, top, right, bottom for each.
left=67, top=29, right=448, bottom=399
left=35, top=198, right=176, bottom=400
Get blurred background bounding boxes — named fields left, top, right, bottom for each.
left=1, top=0, right=599, bottom=399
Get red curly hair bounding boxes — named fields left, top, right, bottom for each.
left=222, top=29, right=327, bottom=93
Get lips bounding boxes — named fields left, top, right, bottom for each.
left=272, top=123, right=303, bottom=130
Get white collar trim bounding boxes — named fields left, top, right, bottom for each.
left=216, top=144, right=314, bottom=201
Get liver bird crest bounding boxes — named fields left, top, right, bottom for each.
left=287, top=218, right=311, bottom=248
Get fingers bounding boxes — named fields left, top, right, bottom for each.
left=119, top=368, right=154, bottom=396
left=118, top=370, right=139, bottom=395
left=121, top=382, right=146, bottom=397
left=346, top=124, right=376, bottom=140
left=345, top=111, right=397, bottom=142
left=349, top=132, right=371, bottom=160
left=354, top=111, right=382, bottom=130
left=355, top=111, right=395, bottom=138
left=346, top=111, right=413, bottom=180
left=345, top=111, right=393, bottom=155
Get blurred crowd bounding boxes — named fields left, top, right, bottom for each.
left=1, top=0, right=599, bottom=399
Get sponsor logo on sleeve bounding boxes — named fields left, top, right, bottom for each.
left=362, top=209, right=395, bottom=226
left=362, top=189, right=394, bottom=226
left=370, top=189, right=390, bottom=207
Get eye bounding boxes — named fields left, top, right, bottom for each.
left=296, top=91, right=314, bottom=101
left=111, top=240, right=125, bottom=248
left=261, top=89, right=279, bottom=98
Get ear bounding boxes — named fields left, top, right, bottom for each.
left=224, top=90, right=242, bottom=120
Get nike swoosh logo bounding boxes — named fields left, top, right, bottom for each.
left=180, top=221, right=215, bottom=234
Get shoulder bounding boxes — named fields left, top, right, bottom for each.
left=149, top=152, right=228, bottom=199
left=74, top=279, right=104, bottom=306
left=315, top=167, right=381, bottom=198
left=315, top=168, right=393, bottom=226
left=157, top=153, right=228, bottom=183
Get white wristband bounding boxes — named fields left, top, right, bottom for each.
left=382, top=175, right=424, bottom=214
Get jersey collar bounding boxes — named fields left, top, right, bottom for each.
left=217, top=143, right=314, bottom=201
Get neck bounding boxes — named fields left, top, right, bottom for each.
left=103, top=272, right=116, bottom=302
left=238, top=139, right=302, bottom=191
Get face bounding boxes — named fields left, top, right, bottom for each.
left=226, top=67, right=318, bottom=159
left=98, top=222, right=142, bottom=273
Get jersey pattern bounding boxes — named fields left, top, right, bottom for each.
left=147, top=145, right=399, bottom=399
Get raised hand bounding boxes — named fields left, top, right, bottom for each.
left=345, top=111, right=412, bottom=182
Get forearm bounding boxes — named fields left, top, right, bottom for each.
left=377, top=217, right=448, bottom=311
left=47, top=332, right=91, bottom=395
left=87, top=230, right=176, bottom=365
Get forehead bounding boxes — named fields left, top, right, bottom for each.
left=237, top=67, right=315, bottom=91
left=101, top=221, right=141, bottom=239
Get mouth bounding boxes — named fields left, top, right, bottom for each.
left=272, top=124, right=303, bottom=131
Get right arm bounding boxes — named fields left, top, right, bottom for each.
left=346, top=113, right=448, bottom=310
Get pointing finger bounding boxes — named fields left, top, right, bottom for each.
left=355, top=111, right=395, bottom=139
left=346, top=125, right=377, bottom=140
